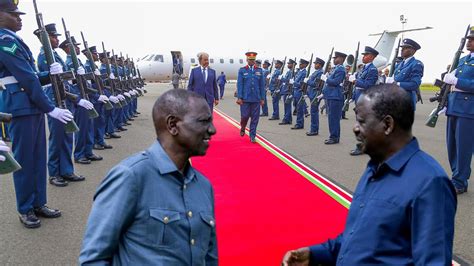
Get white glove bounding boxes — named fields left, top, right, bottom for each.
left=0, top=140, right=9, bottom=162
left=320, top=74, right=327, bottom=82
left=316, top=94, right=324, bottom=100
left=98, top=94, right=109, bottom=103
left=133, top=89, right=139, bottom=95
left=78, top=99, right=94, bottom=110
left=304, top=77, right=309, bottom=83
left=109, top=73, right=116, bottom=79
left=129, top=90, right=136, bottom=96
left=109, top=95, right=119, bottom=103
left=443, top=72, right=458, bottom=85
left=117, top=94, right=125, bottom=101
left=278, top=74, right=283, bottom=80
left=348, top=74, right=356, bottom=82
left=94, top=69, right=101, bottom=76
left=437, top=107, right=447, bottom=116
left=289, top=78, right=294, bottom=84
left=49, top=62, right=63, bottom=74
left=124, top=92, right=131, bottom=98
left=77, top=66, right=86, bottom=75
left=47, top=107, right=74, bottom=124
left=385, top=77, right=395, bottom=84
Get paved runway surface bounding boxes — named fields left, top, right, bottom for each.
left=0, top=83, right=472, bottom=264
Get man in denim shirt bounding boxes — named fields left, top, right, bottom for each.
left=282, top=84, right=456, bottom=265
left=80, top=89, right=218, bottom=265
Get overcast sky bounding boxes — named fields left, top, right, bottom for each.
left=16, top=0, right=473, bottom=82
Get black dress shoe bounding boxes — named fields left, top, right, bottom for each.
left=135, top=112, right=141, bottom=115
left=117, top=127, right=128, bottom=131
left=49, top=176, right=68, bottom=187
left=278, top=122, right=291, bottom=125
left=87, top=154, right=103, bottom=161
left=75, top=158, right=91, bottom=164
left=103, top=143, right=113, bottom=149
left=306, top=131, right=319, bottom=136
left=104, top=133, right=111, bottom=139
left=19, top=210, right=41, bottom=228
left=342, top=117, right=348, bottom=120
left=324, top=139, right=339, bottom=145
left=109, top=133, right=121, bottom=138
left=291, top=126, right=303, bottom=130
left=260, top=113, right=268, bottom=117
left=93, top=144, right=105, bottom=150
left=133, top=114, right=139, bottom=117
left=34, top=206, right=61, bottom=218
left=292, top=111, right=297, bottom=116
left=128, top=118, right=135, bottom=121
left=268, top=117, right=279, bottom=120
left=61, top=173, right=85, bottom=182
left=304, top=113, right=310, bottom=118
left=454, top=186, right=468, bottom=195
left=240, top=128, right=245, bottom=137
left=350, top=148, right=364, bottom=156
left=125, top=122, right=132, bottom=125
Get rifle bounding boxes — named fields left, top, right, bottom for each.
left=297, top=53, right=313, bottom=106
left=101, top=42, right=124, bottom=108
left=0, top=112, right=21, bottom=174
left=311, top=47, right=334, bottom=106
left=426, top=24, right=470, bottom=128
left=266, top=58, right=274, bottom=88
left=272, top=56, right=287, bottom=97
left=121, top=52, right=137, bottom=99
left=136, top=68, right=147, bottom=93
left=127, top=55, right=142, bottom=96
left=61, top=18, right=99, bottom=119
left=80, top=32, right=113, bottom=110
left=33, top=0, right=79, bottom=133
left=285, top=57, right=297, bottom=104
left=343, top=42, right=359, bottom=112
left=389, top=39, right=401, bottom=77
left=112, top=50, right=131, bottom=104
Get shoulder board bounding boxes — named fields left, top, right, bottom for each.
left=0, top=34, right=14, bottom=40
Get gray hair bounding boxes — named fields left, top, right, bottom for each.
left=197, top=52, right=209, bottom=61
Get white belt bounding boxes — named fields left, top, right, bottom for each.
left=450, top=85, right=468, bottom=93
left=0, top=76, right=18, bottom=85
left=355, top=87, right=364, bottom=90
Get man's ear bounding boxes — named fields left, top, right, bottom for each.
left=383, top=115, right=395, bottom=135
left=166, top=114, right=179, bottom=136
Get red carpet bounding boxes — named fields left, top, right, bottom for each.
left=191, top=110, right=351, bottom=265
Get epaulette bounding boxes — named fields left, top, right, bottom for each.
left=0, top=34, right=14, bottom=40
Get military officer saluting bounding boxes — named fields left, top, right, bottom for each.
left=268, top=60, right=283, bottom=120
left=279, top=59, right=296, bottom=125
left=386, top=38, right=424, bottom=110
left=237, top=52, right=265, bottom=143
left=291, top=59, right=309, bottom=129
left=442, top=26, right=474, bottom=194
left=348, top=46, right=379, bottom=155
left=304, top=57, right=325, bottom=136
left=321, top=51, right=347, bottom=144
left=0, top=0, right=72, bottom=228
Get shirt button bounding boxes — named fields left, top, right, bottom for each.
left=163, top=216, right=169, bottom=224
left=190, top=239, right=195, bottom=245
left=187, top=211, right=193, bottom=218
left=360, top=203, right=365, bottom=208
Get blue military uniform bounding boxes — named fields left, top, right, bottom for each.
left=280, top=59, right=296, bottom=124
left=323, top=52, right=346, bottom=143
left=268, top=63, right=282, bottom=120
left=292, top=60, right=308, bottom=128
left=393, top=39, right=424, bottom=110
left=237, top=52, right=265, bottom=142
left=260, top=60, right=271, bottom=116
left=0, top=26, right=55, bottom=214
left=217, top=72, right=227, bottom=99
left=446, top=47, right=474, bottom=193
left=99, top=61, right=117, bottom=137
left=353, top=60, right=378, bottom=102
left=305, top=58, right=325, bottom=135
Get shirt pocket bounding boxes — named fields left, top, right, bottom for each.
left=147, top=208, right=182, bottom=248
left=6, top=84, right=32, bottom=111
left=197, top=212, right=216, bottom=251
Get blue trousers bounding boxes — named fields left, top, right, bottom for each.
left=94, top=102, right=106, bottom=146
left=9, top=114, right=47, bottom=214
left=74, top=107, right=94, bottom=160
left=240, top=102, right=260, bottom=139
left=282, top=94, right=292, bottom=123
left=114, top=106, right=124, bottom=129
left=219, top=84, right=225, bottom=99
left=271, top=92, right=280, bottom=119
left=261, top=91, right=269, bottom=115
left=308, top=90, right=320, bottom=133
left=105, top=107, right=115, bottom=134
left=447, top=115, right=474, bottom=189
left=295, top=92, right=305, bottom=128
left=47, top=116, right=74, bottom=177
left=327, top=99, right=343, bottom=141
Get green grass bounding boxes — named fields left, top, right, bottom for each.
left=420, top=84, right=439, bottom=92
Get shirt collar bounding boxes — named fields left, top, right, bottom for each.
left=367, top=137, right=420, bottom=174
left=403, top=56, right=414, bottom=64
left=148, top=140, right=196, bottom=183
left=1, top=28, right=21, bottom=40
left=201, top=66, right=207, bottom=71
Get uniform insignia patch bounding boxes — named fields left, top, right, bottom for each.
left=1, top=43, right=18, bottom=55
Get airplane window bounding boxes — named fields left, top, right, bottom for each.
left=239, top=59, right=244, bottom=64
left=230, top=59, right=234, bottom=64
left=220, top=59, right=224, bottom=64
left=154, top=55, right=164, bottom=62
left=191, top=58, right=196, bottom=63
left=210, top=58, right=214, bottom=63
left=146, top=54, right=155, bottom=61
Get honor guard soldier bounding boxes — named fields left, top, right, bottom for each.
left=99, top=52, right=121, bottom=139
left=35, top=24, right=85, bottom=186
left=292, top=58, right=309, bottom=129
left=237, top=52, right=265, bottom=143
left=0, top=0, right=71, bottom=228
left=279, top=59, right=296, bottom=125
left=260, top=59, right=271, bottom=117
left=61, top=37, right=102, bottom=164
left=321, top=51, right=347, bottom=144
left=442, top=26, right=474, bottom=194
left=348, top=46, right=379, bottom=155
left=385, top=38, right=424, bottom=110
left=83, top=46, right=112, bottom=150
left=304, top=57, right=325, bottom=136
left=268, top=60, right=283, bottom=120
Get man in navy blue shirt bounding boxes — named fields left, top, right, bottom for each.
left=282, top=84, right=456, bottom=265
left=80, top=89, right=218, bottom=265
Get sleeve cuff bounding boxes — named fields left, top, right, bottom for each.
left=309, top=245, right=335, bottom=265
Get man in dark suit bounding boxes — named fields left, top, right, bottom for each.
left=187, top=52, right=219, bottom=112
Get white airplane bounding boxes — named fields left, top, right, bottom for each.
left=136, top=27, right=432, bottom=82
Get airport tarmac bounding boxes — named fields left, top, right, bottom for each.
left=0, top=83, right=472, bottom=264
